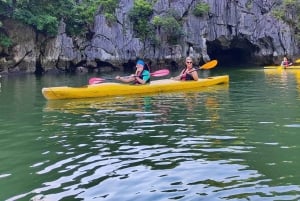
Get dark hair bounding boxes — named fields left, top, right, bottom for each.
left=144, top=63, right=150, bottom=71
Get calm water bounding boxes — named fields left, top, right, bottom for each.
left=1, top=67, right=300, bottom=201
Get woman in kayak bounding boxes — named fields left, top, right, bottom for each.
left=115, top=59, right=151, bottom=84
left=281, top=56, right=293, bottom=68
left=172, top=56, right=199, bottom=81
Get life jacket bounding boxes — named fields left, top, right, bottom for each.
left=134, top=69, right=150, bottom=84
left=180, top=67, right=195, bottom=81
left=282, top=61, right=289, bottom=66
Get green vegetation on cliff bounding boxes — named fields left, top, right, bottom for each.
left=152, top=12, right=183, bottom=45
left=272, top=0, right=300, bottom=42
left=0, top=0, right=300, bottom=48
left=0, top=0, right=119, bottom=45
left=193, top=2, right=210, bottom=17
left=128, top=0, right=154, bottom=42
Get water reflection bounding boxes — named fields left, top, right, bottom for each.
left=4, top=70, right=300, bottom=201
left=10, top=86, right=248, bottom=201
left=44, top=96, right=153, bottom=114
left=296, top=72, right=300, bottom=96
left=264, top=68, right=300, bottom=99
left=264, top=68, right=289, bottom=87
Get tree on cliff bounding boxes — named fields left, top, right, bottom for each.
left=0, top=0, right=118, bottom=43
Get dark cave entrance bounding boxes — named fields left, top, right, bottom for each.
left=206, top=37, right=259, bottom=67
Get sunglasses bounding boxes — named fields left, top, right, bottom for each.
left=186, top=62, right=193, bottom=64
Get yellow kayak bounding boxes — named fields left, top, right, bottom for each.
left=44, top=84, right=229, bottom=113
left=42, top=75, right=229, bottom=100
left=264, top=66, right=300, bottom=69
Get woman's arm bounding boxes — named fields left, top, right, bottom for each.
left=171, top=69, right=185, bottom=80
left=188, top=70, right=199, bottom=81
left=135, top=76, right=145, bottom=84
left=115, top=75, right=135, bottom=83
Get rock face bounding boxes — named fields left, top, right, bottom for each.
left=0, top=0, right=299, bottom=74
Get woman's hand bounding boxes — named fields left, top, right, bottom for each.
left=171, top=76, right=180, bottom=80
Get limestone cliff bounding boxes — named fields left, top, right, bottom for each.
left=0, top=0, right=299, bottom=74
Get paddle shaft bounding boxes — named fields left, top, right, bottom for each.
left=89, top=69, right=169, bottom=85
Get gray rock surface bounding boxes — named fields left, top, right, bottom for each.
left=0, top=0, right=299, bottom=74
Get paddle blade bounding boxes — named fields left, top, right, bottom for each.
left=89, top=77, right=105, bottom=85
left=295, top=59, right=300, bottom=63
left=150, top=69, right=170, bottom=77
left=200, top=60, right=218, bottom=70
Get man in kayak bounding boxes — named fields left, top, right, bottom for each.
left=171, top=56, right=199, bottom=81
left=281, top=56, right=293, bottom=68
left=115, top=59, right=151, bottom=84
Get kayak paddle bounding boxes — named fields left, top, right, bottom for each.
left=199, top=60, right=218, bottom=70
left=187, top=60, right=218, bottom=74
left=89, top=69, right=170, bottom=85
left=150, top=69, right=170, bottom=77
left=89, top=77, right=106, bottom=84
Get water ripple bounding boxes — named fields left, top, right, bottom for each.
left=4, top=77, right=300, bottom=200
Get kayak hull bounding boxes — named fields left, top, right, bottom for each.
left=264, top=66, right=300, bottom=69
left=42, top=75, right=229, bottom=100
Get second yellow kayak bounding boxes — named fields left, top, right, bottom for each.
left=264, top=66, right=300, bottom=69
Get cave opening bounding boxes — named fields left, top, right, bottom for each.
left=206, top=37, right=259, bottom=67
